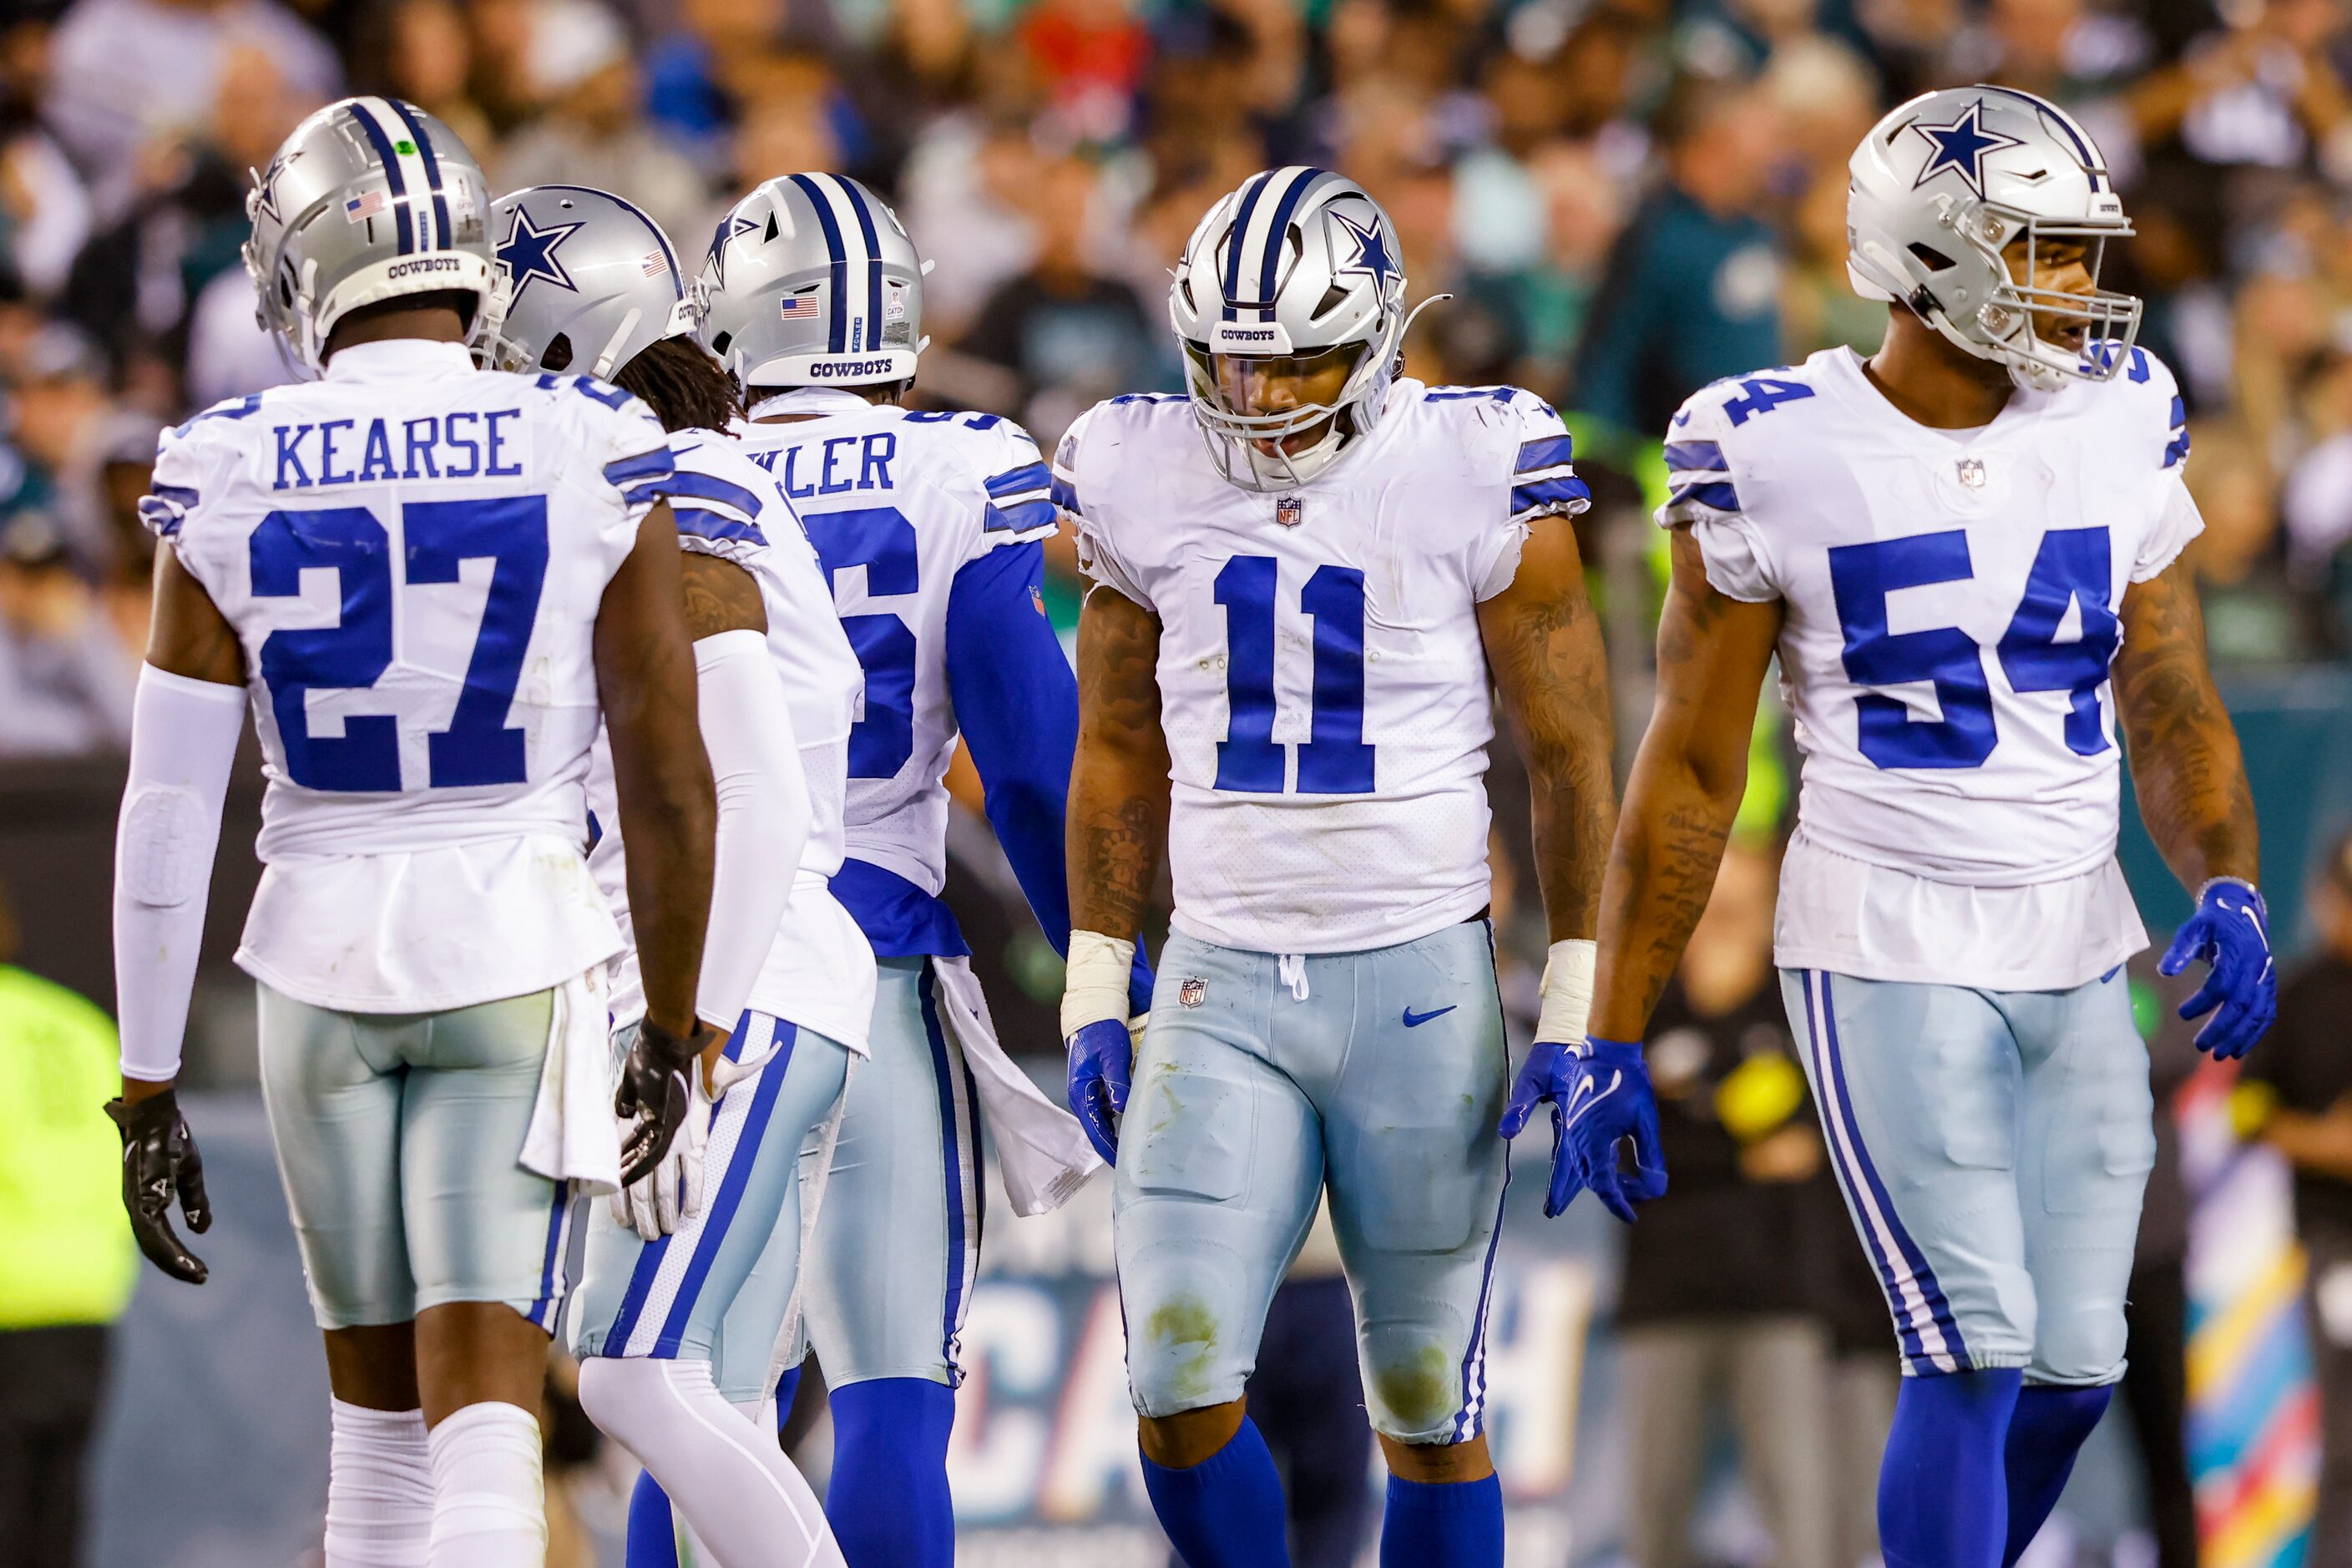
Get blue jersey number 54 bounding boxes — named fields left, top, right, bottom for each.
left=1828, top=526, right=2119, bottom=769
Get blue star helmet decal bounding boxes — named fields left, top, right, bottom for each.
left=1907, top=99, right=2026, bottom=199
left=706, top=214, right=760, bottom=287
left=1331, top=208, right=1397, bottom=296
left=498, top=205, right=585, bottom=302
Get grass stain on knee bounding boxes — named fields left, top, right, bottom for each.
left=1372, top=1344, right=1455, bottom=1433
left=1148, top=1297, right=1222, bottom=1404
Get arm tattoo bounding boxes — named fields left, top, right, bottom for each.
left=1069, top=585, right=1171, bottom=940
left=1589, top=529, right=1781, bottom=1039
left=680, top=553, right=767, bottom=640
left=1480, top=518, right=1617, bottom=941
left=2114, top=561, right=2259, bottom=889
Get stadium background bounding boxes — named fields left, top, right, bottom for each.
left=2, top=0, right=2351, bottom=1559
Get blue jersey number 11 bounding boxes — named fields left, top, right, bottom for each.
left=1212, top=554, right=1374, bottom=795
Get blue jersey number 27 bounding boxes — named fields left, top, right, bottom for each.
left=1828, top=526, right=2119, bottom=770
left=249, top=498, right=549, bottom=792
left=1212, top=554, right=1374, bottom=794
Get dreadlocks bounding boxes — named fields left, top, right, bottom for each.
left=611, top=334, right=744, bottom=435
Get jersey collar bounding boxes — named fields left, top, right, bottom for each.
left=748, top=387, right=878, bottom=420
left=322, top=338, right=478, bottom=382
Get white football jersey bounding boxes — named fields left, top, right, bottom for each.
left=1660, top=345, right=2203, bottom=988
left=729, top=389, right=1060, bottom=905
left=585, top=427, right=876, bottom=1051
left=145, top=340, right=665, bottom=1012
left=1060, top=379, right=1589, bottom=954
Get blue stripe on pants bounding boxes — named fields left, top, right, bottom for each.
left=1802, top=970, right=1969, bottom=1374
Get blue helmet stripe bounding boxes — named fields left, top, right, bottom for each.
left=838, top=179, right=887, bottom=355
left=787, top=174, right=850, bottom=353
left=1255, top=167, right=1325, bottom=316
left=1979, top=85, right=2104, bottom=190
left=1221, top=171, right=1273, bottom=322
left=345, top=100, right=413, bottom=255
left=385, top=99, right=448, bottom=250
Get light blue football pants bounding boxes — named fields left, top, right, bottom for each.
left=778, top=957, right=985, bottom=1391
left=571, top=1013, right=851, bottom=1399
left=257, top=982, right=574, bottom=1331
left=1115, top=921, right=1510, bottom=1444
left=1781, top=968, right=2155, bottom=1385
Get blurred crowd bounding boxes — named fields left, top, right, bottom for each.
left=7, top=0, right=2352, bottom=751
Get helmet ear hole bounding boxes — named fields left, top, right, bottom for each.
left=710, top=330, right=732, bottom=357
left=544, top=332, right=574, bottom=372
left=1908, top=243, right=1957, bottom=272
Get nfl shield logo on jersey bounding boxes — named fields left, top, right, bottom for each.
left=1180, top=977, right=1207, bottom=1008
left=1275, top=495, right=1303, bottom=528
left=1956, top=456, right=1987, bottom=488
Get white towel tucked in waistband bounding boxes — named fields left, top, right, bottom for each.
left=520, top=967, right=623, bottom=1198
left=928, top=956, right=1102, bottom=1216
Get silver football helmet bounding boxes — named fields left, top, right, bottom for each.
left=1849, top=85, right=2141, bottom=392
left=698, top=173, right=925, bottom=390
left=1170, top=168, right=1418, bottom=492
left=478, top=186, right=697, bottom=378
left=243, top=96, right=502, bottom=371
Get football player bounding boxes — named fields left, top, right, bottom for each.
left=484, top=184, right=868, bottom=1568
left=1056, top=168, right=1617, bottom=1568
left=112, top=104, right=720, bottom=1565
left=681, top=171, right=1146, bottom=1568
left=1576, top=88, right=2274, bottom=1566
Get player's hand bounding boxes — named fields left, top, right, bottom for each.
left=1500, top=1037, right=1666, bottom=1223
left=615, top=1069, right=709, bottom=1242
left=105, top=1086, right=212, bottom=1284
left=2160, top=878, right=2276, bottom=1060
left=616, top=1017, right=723, bottom=1186
left=1066, top=1019, right=1133, bottom=1166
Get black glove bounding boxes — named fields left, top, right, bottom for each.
left=104, top=1089, right=211, bottom=1285
left=616, top=1018, right=721, bottom=1187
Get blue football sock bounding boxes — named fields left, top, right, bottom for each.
left=2000, top=1384, right=2112, bottom=1566
left=826, top=1378, right=957, bottom=1568
left=1140, top=1415, right=1292, bottom=1568
left=771, top=1365, right=802, bottom=1430
left=624, top=1468, right=681, bottom=1568
left=1380, top=1473, right=1504, bottom=1568
left=1879, top=1368, right=2021, bottom=1568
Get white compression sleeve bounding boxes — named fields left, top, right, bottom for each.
left=577, top=1356, right=843, bottom=1568
left=693, top=630, right=807, bottom=1032
left=114, top=665, right=245, bottom=1082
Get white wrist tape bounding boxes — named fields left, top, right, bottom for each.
left=1535, top=938, right=1598, bottom=1046
left=115, top=665, right=246, bottom=1081
left=1061, top=930, right=1136, bottom=1039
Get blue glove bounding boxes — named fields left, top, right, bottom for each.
left=1500, top=1037, right=1666, bottom=1223
left=1066, top=1019, right=1133, bottom=1166
left=2159, top=878, right=2276, bottom=1060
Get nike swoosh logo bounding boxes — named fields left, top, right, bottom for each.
left=1402, top=1005, right=1457, bottom=1028
left=1561, top=1070, right=1621, bottom=1134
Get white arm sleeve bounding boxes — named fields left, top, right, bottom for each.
left=114, top=665, right=245, bottom=1081
left=693, top=630, right=807, bottom=1031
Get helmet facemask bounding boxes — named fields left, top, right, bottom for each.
left=1925, top=197, right=2142, bottom=392
left=1180, top=336, right=1390, bottom=491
